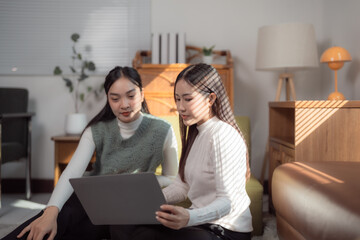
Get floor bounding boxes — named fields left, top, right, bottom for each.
left=0, top=193, right=278, bottom=239
left=0, top=193, right=50, bottom=238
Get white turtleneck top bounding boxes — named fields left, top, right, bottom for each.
left=163, top=117, right=252, bottom=233
left=47, top=113, right=178, bottom=210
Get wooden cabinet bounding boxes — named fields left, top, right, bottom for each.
left=268, top=100, right=360, bottom=210
left=132, top=46, right=234, bottom=115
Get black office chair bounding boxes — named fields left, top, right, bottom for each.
left=0, top=88, right=34, bottom=201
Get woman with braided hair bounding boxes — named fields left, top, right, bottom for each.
left=111, top=63, right=252, bottom=240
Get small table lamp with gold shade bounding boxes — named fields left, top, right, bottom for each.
left=320, top=46, right=352, bottom=100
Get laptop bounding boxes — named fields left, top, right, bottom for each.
left=69, top=172, right=166, bottom=225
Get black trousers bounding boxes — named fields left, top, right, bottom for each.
left=2, top=193, right=109, bottom=240
left=110, top=224, right=251, bottom=240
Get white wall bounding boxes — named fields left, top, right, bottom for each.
left=2, top=0, right=360, bottom=181
left=322, top=0, right=360, bottom=100
left=151, top=0, right=324, bottom=179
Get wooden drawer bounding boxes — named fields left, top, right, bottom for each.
left=268, top=141, right=295, bottom=188
left=268, top=141, right=295, bottom=212
left=144, top=93, right=177, bottom=116
left=139, top=69, right=180, bottom=92
left=269, top=141, right=295, bottom=162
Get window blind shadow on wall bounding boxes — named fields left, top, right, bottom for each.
left=0, top=0, right=150, bottom=75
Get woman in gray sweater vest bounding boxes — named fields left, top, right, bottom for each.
left=5, top=66, right=178, bottom=240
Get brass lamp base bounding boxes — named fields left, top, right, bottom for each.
left=328, top=91, right=345, bottom=100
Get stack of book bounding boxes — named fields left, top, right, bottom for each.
left=151, top=32, right=186, bottom=64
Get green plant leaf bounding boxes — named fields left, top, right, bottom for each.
left=70, top=66, right=76, bottom=73
left=78, top=73, right=89, bottom=81
left=63, top=78, right=72, bottom=86
left=87, top=61, right=96, bottom=71
left=79, top=93, right=85, bottom=101
left=81, top=64, right=86, bottom=74
left=71, top=33, right=80, bottom=42
left=54, top=32, right=97, bottom=108
left=62, top=78, right=73, bottom=92
left=202, top=45, right=215, bottom=56
left=53, top=66, right=62, bottom=75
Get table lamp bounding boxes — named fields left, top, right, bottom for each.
left=256, top=23, right=319, bottom=185
left=256, top=23, right=319, bottom=101
left=320, top=46, right=352, bottom=100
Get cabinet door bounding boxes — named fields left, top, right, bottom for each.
left=269, top=144, right=282, bottom=188
left=281, top=145, right=295, bottom=163
left=144, top=93, right=177, bottom=116
left=139, top=69, right=179, bottom=91
left=268, top=144, right=282, bottom=213
left=138, top=69, right=182, bottom=115
left=268, top=141, right=295, bottom=211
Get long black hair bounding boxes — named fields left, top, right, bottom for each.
left=175, top=63, right=250, bottom=182
left=84, top=66, right=149, bottom=131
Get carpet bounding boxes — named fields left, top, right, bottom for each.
left=0, top=194, right=279, bottom=239
left=0, top=195, right=47, bottom=238
left=252, top=213, right=279, bottom=240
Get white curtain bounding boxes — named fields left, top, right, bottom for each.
left=0, top=0, right=150, bottom=75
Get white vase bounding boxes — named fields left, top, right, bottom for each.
left=65, top=113, right=87, bottom=135
left=202, top=55, right=213, bottom=64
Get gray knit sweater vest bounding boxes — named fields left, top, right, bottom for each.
left=90, top=114, right=171, bottom=176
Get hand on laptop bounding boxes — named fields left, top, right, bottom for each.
left=155, top=204, right=189, bottom=230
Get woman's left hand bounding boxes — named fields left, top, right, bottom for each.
left=155, top=204, right=190, bottom=230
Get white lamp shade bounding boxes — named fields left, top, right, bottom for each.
left=256, top=23, right=319, bottom=71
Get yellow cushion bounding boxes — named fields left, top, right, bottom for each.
left=155, top=116, right=182, bottom=175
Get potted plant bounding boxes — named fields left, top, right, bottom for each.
left=202, top=45, right=215, bottom=64
left=54, top=33, right=101, bottom=135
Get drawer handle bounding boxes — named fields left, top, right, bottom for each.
left=170, top=108, right=177, bottom=112
left=170, top=82, right=175, bottom=86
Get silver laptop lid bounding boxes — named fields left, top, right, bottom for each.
left=69, top=172, right=166, bottom=225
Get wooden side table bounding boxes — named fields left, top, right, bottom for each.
left=51, top=135, right=95, bottom=186
left=268, top=100, right=360, bottom=211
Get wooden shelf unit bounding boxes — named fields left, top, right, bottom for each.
left=268, top=100, right=360, bottom=210
left=132, top=46, right=234, bottom=116
left=51, top=135, right=95, bottom=186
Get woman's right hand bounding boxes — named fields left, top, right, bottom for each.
left=17, top=206, right=59, bottom=240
